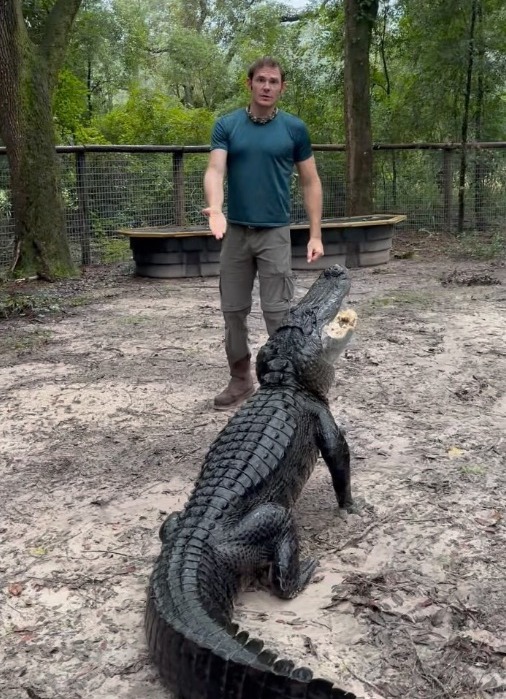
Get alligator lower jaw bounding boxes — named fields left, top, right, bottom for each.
left=324, top=309, right=358, bottom=341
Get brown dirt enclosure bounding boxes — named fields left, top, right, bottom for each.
left=1, top=232, right=505, bottom=699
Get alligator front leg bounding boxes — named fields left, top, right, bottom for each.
left=316, top=407, right=355, bottom=513
left=219, top=503, right=318, bottom=600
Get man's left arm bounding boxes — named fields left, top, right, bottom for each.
left=296, top=156, right=324, bottom=263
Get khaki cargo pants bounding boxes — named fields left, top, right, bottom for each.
left=220, top=223, right=294, bottom=364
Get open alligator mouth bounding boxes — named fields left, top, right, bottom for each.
left=322, top=309, right=357, bottom=357
left=324, top=309, right=358, bottom=339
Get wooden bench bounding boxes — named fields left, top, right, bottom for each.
left=117, top=214, right=407, bottom=278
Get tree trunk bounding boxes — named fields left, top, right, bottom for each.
left=457, top=0, right=478, bottom=234
left=473, top=0, right=486, bottom=231
left=343, top=0, right=379, bottom=216
left=378, top=3, right=397, bottom=209
left=0, top=0, right=83, bottom=279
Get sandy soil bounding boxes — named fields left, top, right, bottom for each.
left=1, top=236, right=505, bottom=699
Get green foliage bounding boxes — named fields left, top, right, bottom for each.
left=72, top=124, right=109, bottom=144
left=53, top=69, right=88, bottom=139
left=0, top=329, right=53, bottom=353
left=94, top=87, right=214, bottom=144
left=15, top=0, right=506, bottom=151
left=32, top=0, right=501, bottom=153
left=454, top=230, right=506, bottom=259
left=65, top=0, right=136, bottom=117
left=0, top=292, right=63, bottom=319
left=22, top=0, right=57, bottom=40
left=153, top=27, right=232, bottom=109
left=372, top=0, right=506, bottom=142
left=95, top=236, right=131, bottom=263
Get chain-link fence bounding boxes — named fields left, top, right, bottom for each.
left=0, top=143, right=505, bottom=274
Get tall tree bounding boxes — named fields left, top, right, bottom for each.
left=473, top=0, right=486, bottom=231
left=0, top=0, right=83, bottom=279
left=343, top=0, right=379, bottom=215
left=457, top=0, right=478, bottom=233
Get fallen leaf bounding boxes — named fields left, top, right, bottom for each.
left=475, top=510, right=502, bottom=527
left=8, top=582, right=24, bottom=597
left=431, top=609, right=447, bottom=627
left=28, top=547, right=47, bottom=557
left=447, top=446, right=465, bottom=459
left=303, top=635, right=318, bottom=656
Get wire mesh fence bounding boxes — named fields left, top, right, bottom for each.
left=0, top=143, right=505, bottom=274
left=372, top=146, right=506, bottom=233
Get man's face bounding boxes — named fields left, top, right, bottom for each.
left=247, top=66, right=285, bottom=110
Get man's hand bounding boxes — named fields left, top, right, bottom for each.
left=307, top=237, right=324, bottom=263
left=202, top=207, right=227, bottom=240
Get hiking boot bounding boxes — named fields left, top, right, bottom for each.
left=213, top=356, right=254, bottom=411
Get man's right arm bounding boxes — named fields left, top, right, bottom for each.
left=203, top=149, right=228, bottom=240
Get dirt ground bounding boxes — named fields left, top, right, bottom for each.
left=1, top=232, right=505, bottom=699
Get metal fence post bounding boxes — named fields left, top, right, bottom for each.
left=173, top=151, right=185, bottom=227
left=442, top=147, right=453, bottom=233
left=75, top=149, right=92, bottom=265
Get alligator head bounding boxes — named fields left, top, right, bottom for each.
left=256, top=265, right=357, bottom=399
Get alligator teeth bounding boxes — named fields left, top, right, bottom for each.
left=324, top=309, right=358, bottom=339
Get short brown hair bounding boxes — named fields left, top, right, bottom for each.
left=247, top=56, right=286, bottom=82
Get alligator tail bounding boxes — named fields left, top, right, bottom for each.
left=145, top=588, right=356, bottom=699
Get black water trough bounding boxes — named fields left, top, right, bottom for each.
left=118, top=214, right=406, bottom=279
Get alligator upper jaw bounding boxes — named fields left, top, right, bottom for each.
left=293, top=265, right=351, bottom=331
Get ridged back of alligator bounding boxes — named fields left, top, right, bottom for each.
left=196, top=389, right=318, bottom=510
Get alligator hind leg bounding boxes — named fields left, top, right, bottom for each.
left=220, top=503, right=318, bottom=601
left=271, top=523, right=319, bottom=599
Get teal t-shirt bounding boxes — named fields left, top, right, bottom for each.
left=210, top=108, right=313, bottom=227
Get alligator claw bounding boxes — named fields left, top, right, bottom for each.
left=341, top=496, right=367, bottom=516
left=298, top=557, right=319, bottom=590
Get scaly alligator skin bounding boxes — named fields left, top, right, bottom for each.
left=146, top=265, right=358, bottom=699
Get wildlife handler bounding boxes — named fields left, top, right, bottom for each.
left=203, top=56, right=324, bottom=410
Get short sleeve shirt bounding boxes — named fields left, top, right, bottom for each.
left=210, top=108, right=313, bottom=227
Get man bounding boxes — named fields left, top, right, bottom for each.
left=203, top=56, right=324, bottom=411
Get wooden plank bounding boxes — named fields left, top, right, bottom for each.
left=117, top=215, right=407, bottom=239
left=117, top=227, right=213, bottom=238
left=291, top=214, right=407, bottom=229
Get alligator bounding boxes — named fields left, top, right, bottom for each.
left=146, top=264, right=358, bottom=699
